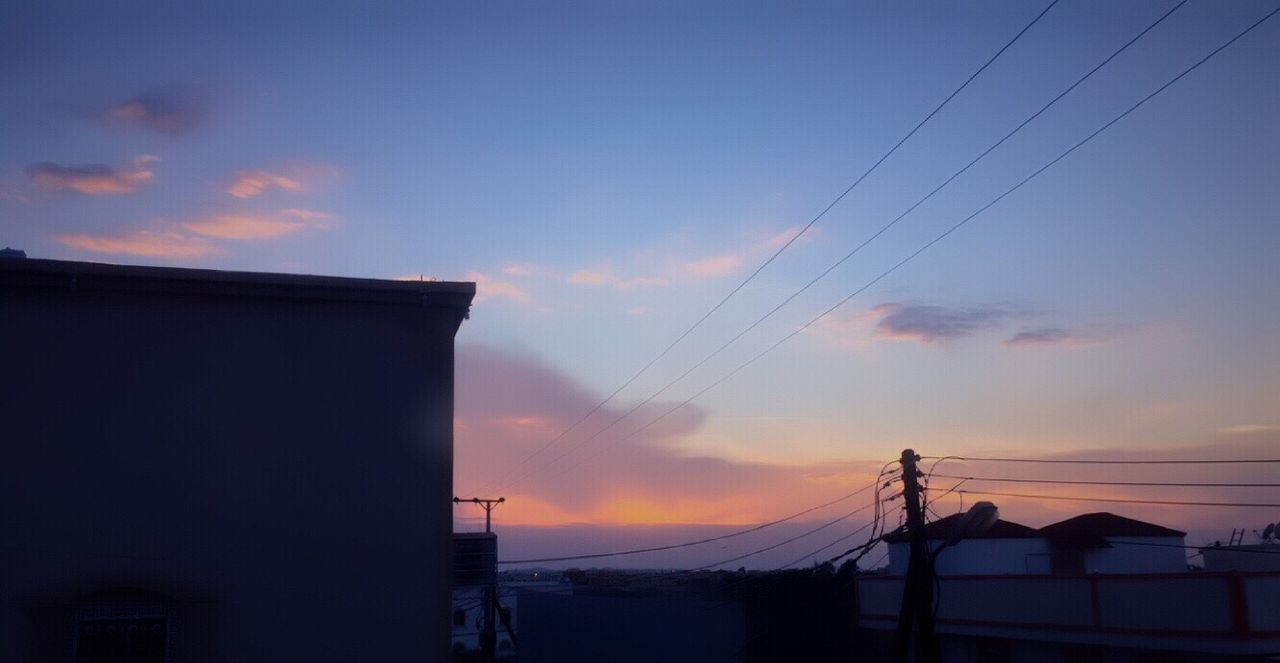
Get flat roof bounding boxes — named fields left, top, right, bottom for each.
left=0, top=257, right=475, bottom=313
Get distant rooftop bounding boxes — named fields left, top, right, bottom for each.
left=883, top=510, right=1186, bottom=545
left=883, top=512, right=1041, bottom=543
left=0, top=257, right=475, bottom=313
left=1040, top=512, right=1186, bottom=549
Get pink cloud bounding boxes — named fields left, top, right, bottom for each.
left=180, top=210, right=332, bottom=241
left=467, top=271, right=534, bottom=305
left=279, top=208, right=332, bottom=220
left=502, top=264, right=535, bottom=277
left=455, top=345, right=885, bottom=530
left=53, top=230, right=220, bottom=258
left=765, top=226, right=805, bottom=250
left=685, top=254, right=742, bottom=278
left=568, top=268, right=669, bottom=290
left=224, top=162, right=337, bottom=199
left=26, top=155, right=158, bottom=196
left=677, top=226, right=807, bottom=281
left=225, top=171, right=304, bottom=199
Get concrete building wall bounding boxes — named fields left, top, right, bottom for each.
left=1084, top=537, right=1186, bottom=574
left=516, top=590, right=744, bottom=663
left=889, top=539, right=1053, bottom=576
left=0, top=259, right=473, bottom=662
left=1202, top=545, right=1280, bottom=572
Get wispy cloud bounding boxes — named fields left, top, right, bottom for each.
left=224, top=162, right=336, bottom=199
left=102, top=83, right=208, bottom=136
left=1218, top=424, right=1278, bottom=435
left=279, top=208, right=331, bottom=220
left=682, top=227, right=803, bottom=280
left=53, top=230, right=220, bottom=258
left=568, top=268, right=669, bottom=290
left=1004, top=326, right=1114, bottom=348
left=53, top=207, right=333, bottom=259
left=0, top=189, right=30, bottom=205
left=467, top=271, right=535, bottom=306
left=685, top=254, right=742, bottom=278
left=872, top=302, right=1021, bottom=344
left=502, top=263, right=535, bottom=277
left=26, top=155, right=158, bottom=196
left=180, top=211, right=331, bottom=241
left=813, top=302, right=1117, bottom=349
left=226, top=171, right=305, bottom=199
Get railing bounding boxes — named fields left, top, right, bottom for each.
left=857, top=572, right=1280, bottom=640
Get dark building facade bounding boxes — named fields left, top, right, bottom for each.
left=0, top=257, right=474, bottom=661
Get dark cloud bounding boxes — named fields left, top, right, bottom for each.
left=103, top=83, right=208, bottom=135
left=872, top=302, right=1021, bottom=344
left=1006, top=327, right=1073, bottom=346
left=26, top=155, right=157, bottom=195
left=1004, top=326, right=1114, bottom=347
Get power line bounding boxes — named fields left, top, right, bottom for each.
left=956, top=489, right=1280, bottom=508
left=693, top=501, right=878, bottom=571
left=777, top=521, right=879, bottom=570
left=509, top=0, right=1183, bottom=490
left=540, top=5, right=1280, bottom=482
left=923, top=455, right=1280, bottom=465
left=931, top=473, right=1280, bottom=488
left=497, top=477, right=884, bottom=565
left=487, top=2, right=1061, bottom=493
left=1110, top=541, right=1280, bottom=555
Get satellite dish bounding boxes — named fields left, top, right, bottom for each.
left=1264, top=523, right=1276, bottom=541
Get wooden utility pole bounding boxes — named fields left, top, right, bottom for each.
left=454, top=497, right=505, bottom=663
left=893, top=449, right=937, bottom=663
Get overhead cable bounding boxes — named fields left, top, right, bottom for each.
left=486, top=1, right=1061, bottom=493
left=956, top=489, right=1280, bottom=508
left=540, top=4, right=1280, bottom=482
left=497, top=476, right=883, bottom=565
left=923, top=456, right=1280, bottom=465
left=931, top=473, right=1280, bottom=488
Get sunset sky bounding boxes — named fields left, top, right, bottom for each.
left=4, top=1, right=1277, bottom=567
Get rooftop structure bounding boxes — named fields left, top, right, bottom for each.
left=1, top=257, right=474, bottom=662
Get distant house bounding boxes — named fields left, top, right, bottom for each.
left=1039, top=512, right=1186, bottom=574
left=859, top=509, right=1280, bottom=660
left=884, top=510, right=1188, bottom=577
left=884, top=513, right=1050, bottom=575
left=0, top=257, right=474, bottom=662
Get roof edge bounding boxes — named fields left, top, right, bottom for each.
left=0, top=258, right=476, bottom=312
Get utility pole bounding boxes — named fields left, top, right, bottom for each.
left=454, top=497, right=505, bottom=663
left=455, top=496, right=505, bottom=533
left=893, top=449, right=937, bottom=663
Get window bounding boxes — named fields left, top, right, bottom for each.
left=453, top=609, right=466, bottom=627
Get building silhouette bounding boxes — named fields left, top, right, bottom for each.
left=0, top=257, right=474, bottom=661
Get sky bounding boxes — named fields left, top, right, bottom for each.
left=3, top=0, right=1278, bottom=568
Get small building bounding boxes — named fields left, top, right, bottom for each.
left=884, top=513, right=1049, bottom=576
left=1200, top=543, right=1280, bottom=573
left=858, top=510, right=1279, bottom=660
left=1, top=257, right=474, bottom=661
left=1039, top=512, right=1187, bottom=574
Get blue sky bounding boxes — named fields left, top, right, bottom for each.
left=3, top=1, right=1277, bottom=557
